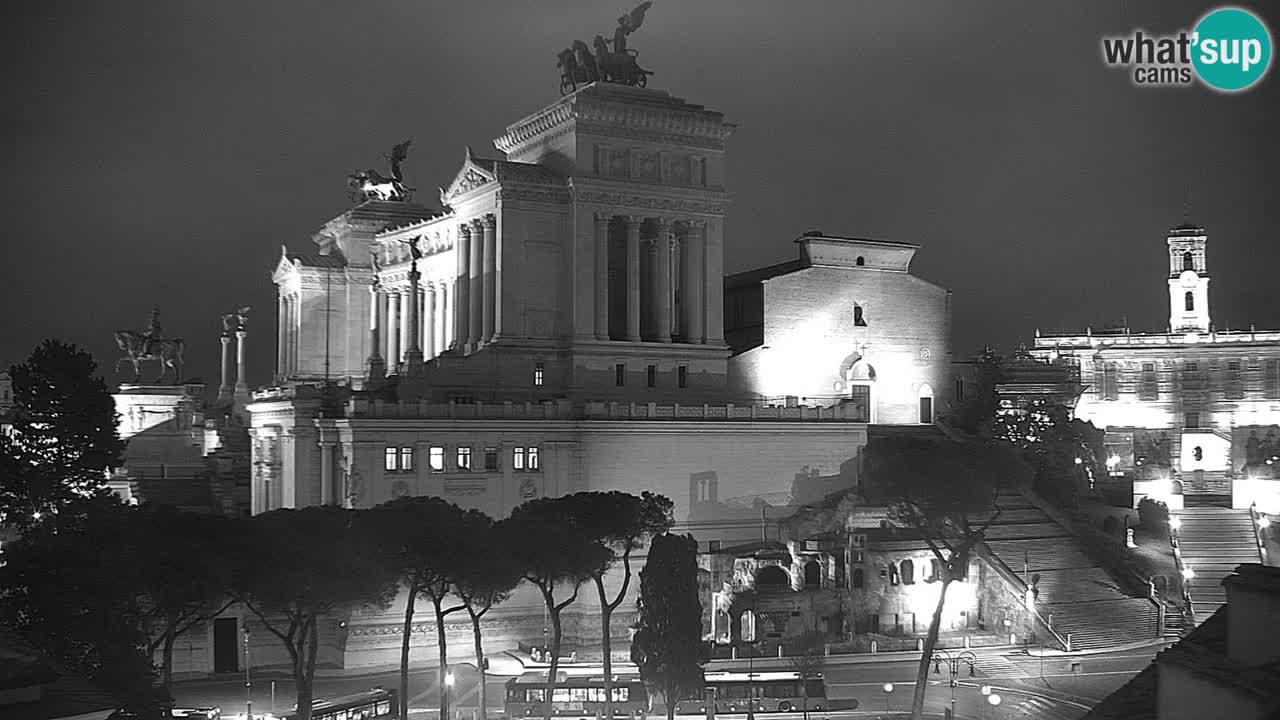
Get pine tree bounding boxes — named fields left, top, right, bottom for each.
left=631, top=533, right=707, bottom=720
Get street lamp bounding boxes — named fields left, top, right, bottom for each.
left=881, top=683, right=893, bottom=714
left=931, top=650, right=976, bottom=719
left=243, top=627, right=252, bottom=720
left=444, top=670, right=455, bottom=720
left=979, top=686, right=991, bottom=720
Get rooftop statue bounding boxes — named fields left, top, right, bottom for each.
left=114, top=308, right=186, bottom=384
left=348, top=140, right=413, bottom=203
left=220, top=306, right=252, bottom=335
left=558, top=2, right=654, bottom=95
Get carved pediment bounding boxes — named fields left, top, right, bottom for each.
left=443, top=147, right=497, bottom=201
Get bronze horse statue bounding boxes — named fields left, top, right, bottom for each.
left=114, top=330, right=185, bottom=384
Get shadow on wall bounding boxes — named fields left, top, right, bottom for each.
left=686, top=459, right=862, bottom=540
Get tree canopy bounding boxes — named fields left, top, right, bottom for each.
left=0, top=341, right=125, bottom=528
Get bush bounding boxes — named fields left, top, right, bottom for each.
left=1138, top=498, right=1169, bottom=531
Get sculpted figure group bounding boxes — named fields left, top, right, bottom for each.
left=558, top=2, right=654, bottom=95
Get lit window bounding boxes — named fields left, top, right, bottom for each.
left=514, top=446, right=525, bottom=470
left=429, top=446, right=444, bottom=472
left=399, top=447, right=414, bottom=472
left=514, top=446, right=540, bottom=471
left=678, top=365, right=688, bottom=388
left=528, top=445, right=540, bottom=470
left=484, top=447, right=499, bottom=471
left=615, top=363, right=625, bottom=386
left=385, top=447, right=398, bottom=471
left=456, top=446, right=472, bottom=471
left=534, top=362, right=544, bottom=386
left=647, top=365, right=656, bottom=388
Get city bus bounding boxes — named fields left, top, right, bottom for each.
left=504, top=672, right=648, bottom=717
left=674, top=671, right=838, bottom=715
left=284, top=688, right=397, bottom=720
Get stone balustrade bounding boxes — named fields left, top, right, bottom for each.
left=341, top=397, right=870, bottom=422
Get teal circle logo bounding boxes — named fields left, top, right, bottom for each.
left=1192, top=7, right=1273, bottom=92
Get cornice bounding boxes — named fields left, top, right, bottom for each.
left=495, top=186, right=572, bottom=206
left=574, top=188, right=728, bottom=217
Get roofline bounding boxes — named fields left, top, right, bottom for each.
left=794, top=234, right=920, bottom=249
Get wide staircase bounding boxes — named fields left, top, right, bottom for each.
left=981, top=492, right=1161, bottom=651
left=1172, top=506, right=1261, bottom=623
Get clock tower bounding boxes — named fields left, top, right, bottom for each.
left=1167, top=224, right=1211, bottom=333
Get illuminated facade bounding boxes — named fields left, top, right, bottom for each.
left=725, top=234, right=952, bottom=424
left=1031, top=224, right=1280, bottom=513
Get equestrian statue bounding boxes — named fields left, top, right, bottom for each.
left=348, top=140, right=413, bottom=203
left=558, top=2, right=654, bottom=95
left=115, top=308, right=185, bottom=384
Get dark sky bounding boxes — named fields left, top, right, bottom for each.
left=3, top=1, right=1278, bottom=389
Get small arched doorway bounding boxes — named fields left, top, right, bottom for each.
left=918, top=383, right=935, bottom=424
left=803, top=560, right=821, bottom=589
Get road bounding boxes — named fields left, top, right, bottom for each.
left=171, top=644, right=1164, bottom=720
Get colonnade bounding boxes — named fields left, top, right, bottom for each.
left=277, top=292, right=301, bottom=378
left=370, top=279, right=456, bottom=371
left=594, top=213, right=717, bottom=344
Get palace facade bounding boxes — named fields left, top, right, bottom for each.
left=1031, top=224, right=1280, bottom=513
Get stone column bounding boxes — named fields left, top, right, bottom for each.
left=399, top=288, right=414, bottom=366
left=404, top=266, right=423, bottom=372
left=235, top=329, right=249, bottom=394
left=594, top=212, right=610, bottom=340
left=439, top=282, right=450, bottom=351
left=424, top=283, right=437, bottom=358
left=468, top=219, right=484, bottom=347
left=320, top=438, right=336, bottom=505
left=286, top=295, right=297, bottom=377
left=656, top=217, right=673, bottom=343
left=367, top=286, right=385, bottom=383
left=456, top=225, right=472, bottom=351
left=705, top=218, right=726, bottom=344
left=481, top=214, right=497, bottom=343
left=387, top=291, right=401, bottom=369
left=684, top=221, right=705, bottom=344
left=625, top=215, right=641, bottom=342
left=218, top=333, right=233, bottom=403
left=276, top=295, right=287, bottom=380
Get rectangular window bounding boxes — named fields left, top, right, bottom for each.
left=1102, top=362, right=1119, bottom=400
left=954, top=378, right=965, bottom=402
left=678, top=365, right=688, bottom=388
left=615, top=363, right=626, bottom=386
left=527, top=445, right=540, bottom=470
left=647, top=364, right=657, bottom=388
left=484, top=447, right=499, bottom=471
left=429, top=446, right=445, bottom=472
left=513, top=446, right=525, bottom=471
left=385, top=447, right=398, bottom=472
left=1228, top=360, right=1241, bottom=371
left=1185, top=412, right=1200, bottom=429
left=1186, top=361, right=1199, bottom=372
left=399, top=447, right=414, bottom=472
left=847, top=385, right=871, bottom=422
left=1140, top=364, right=1158, bottom=401
left=534, top=362, right=544, bottom=386
left=1266, top=360, right=1280, bottom=399
left=456, top=446, right=472, bottom=471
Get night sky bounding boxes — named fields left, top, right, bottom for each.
left=4, top=1, right=1278, bottom=389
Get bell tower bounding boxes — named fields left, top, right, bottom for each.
left=1167, top=224, right=1210, bottom=333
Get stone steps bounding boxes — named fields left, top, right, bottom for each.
left=1172, top=507, right=1261, bottom=622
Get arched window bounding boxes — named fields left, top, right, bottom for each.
left=1185, top=291, right=1194, bottom=311
left=855, top=256, right=865, bottom=266
left=888, top=565, right=900, bottom=586
left=756, top=565, right=789, bottom=591
left=803, top=560, right=821, bottom=589
left=900, top=559, right=915, bottom=585
left=928, top=558, right=941, bottom=582
left=1183, top=251, right=1194, bottom=271
left=852, top=568, right=865, bottom=589
left=854, top=305, right=867, bottom=327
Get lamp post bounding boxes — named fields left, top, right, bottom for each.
left=743, top=618, right=757, bottom=720
left=243, top=627, right=252, bottom=720
left=444, top=670, right=455, bottom=720
left=931, top=649, right=977, bottom=718
left=881, top=683, right=893, bottom=714
left=979, top=685, right=991, bottom=720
